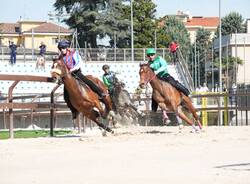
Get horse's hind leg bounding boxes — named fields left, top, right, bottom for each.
left=182, top=96, right=202, bottom=129
left=88, top=110, right=114, bottom=134
left=176, top=106, right=199, bottom=132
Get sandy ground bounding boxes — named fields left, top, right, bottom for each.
left=0, top=126, right=250, bottom=184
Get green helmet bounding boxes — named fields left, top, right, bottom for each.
left=146, top=48, right=156, bottom=55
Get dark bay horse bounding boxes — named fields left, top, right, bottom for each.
left=51, top=57, right=114, bottom=134
left=107, top=75, right=142, bottom=126
left=139, top=64, right=202, bottom=131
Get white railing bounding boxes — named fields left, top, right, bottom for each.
left=177, top=49, right=194, bottom=91
left=77, top=48, right=169, bottom=62
left=0, top=47, right=170, bottom=62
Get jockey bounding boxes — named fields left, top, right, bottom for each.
left=146, top=48, right=190, bottom=97
left=58, top=40, right=106, bottom=99
left=102, top=64, right=116, bottom=95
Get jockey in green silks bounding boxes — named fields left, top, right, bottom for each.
left=102, top=64, right=116, bottom=95
left=146, top=48, right=190, bottom=111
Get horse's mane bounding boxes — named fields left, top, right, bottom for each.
left=140, top=63, right=154, bottom=73
left=52, top=55, right=63, bottom=62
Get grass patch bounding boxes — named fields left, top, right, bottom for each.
left=0, top=130, right=72, bottom=139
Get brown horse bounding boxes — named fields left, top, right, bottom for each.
left=51, top=57, right=114, bottom=134
left=139, top=64, right=202, bottom=131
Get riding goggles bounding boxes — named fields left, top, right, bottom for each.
left=147, top=53, right=155, bottom=57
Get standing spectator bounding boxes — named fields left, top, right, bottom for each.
left=200, top=83, right=209, bottom=93
left=9, top=41, right=17, bottom=65
left=39, top=42, right=46, bottom=57
left=169, top=41, right=179, bottom=65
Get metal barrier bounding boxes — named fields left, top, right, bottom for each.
left=1, top=88, right=250, bottom=139
left=177, top=49, right=194, bottom=91
left=0, top=74, right=60, bottom=138
left=192, top=91, right=250, bottom=126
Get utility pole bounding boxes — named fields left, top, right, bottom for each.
left=198, top=50, right=200, bottom=87
left=131, top=0, right=134, bottom=61
left=205, top=49, right=207, bottom=84
left=194, top=40, right=197, bottom=89
left=219, top=0, right=223, bottom=126
left=234, top=29, right=238, bottom=85
left=226, top=40, right=229, bottom=89
left=31, top=28, right=34, bottom=62
left=211, top=44, right=214, bottom=91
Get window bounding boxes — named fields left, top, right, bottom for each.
left=52, top=38, right=58, bottom=45
left=15, top=27, right=20, bottom=33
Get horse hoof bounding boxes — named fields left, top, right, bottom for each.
left=102, top=131, right=107, bottom=137
left=178, top=124, right=184, bottom=130
left=190, top=129, right=200, bottom=134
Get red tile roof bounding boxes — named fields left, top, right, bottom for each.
left=0, top=23, right=20, bottom=34
left=24, top=22, right=72, bottom=34
left=185, top=17, right=219, bottom=27
left=0, top=22, right=72, bottom=34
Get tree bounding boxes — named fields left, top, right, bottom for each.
left=54, top=0, right=130, bottom=48
left=214, top=56, right=243, bottom=72
left=132, top=0, right=157, bottom=48
left=157, top=16, right=191, bottom=61
left=214, top=56, right=243, bottom=86
left=216, top=12, right=245, bottom=37
left=193, top=28, right=211, bottom=84
left=103, top=0, right=131, bottom=48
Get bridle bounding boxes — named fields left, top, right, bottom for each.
left=140, top=66, right=157, bottom=86
left=52, top=60, right=69, bottom=81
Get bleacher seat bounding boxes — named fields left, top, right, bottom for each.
left=0, top=60, right=182, bottom=94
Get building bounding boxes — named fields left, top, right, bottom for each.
left=213, top=19, right=250, bottom=86
left=0, top=20, right=73, bottom=51
left=184, top=16, right=219, bottom=43
left=170, top=11, right=219, bottom=43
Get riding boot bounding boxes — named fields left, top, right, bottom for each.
left=72, top=69, right=106, bottom=98
left=161, top=74, right=190, bottom=96
left=151, top=97, right=158, bottom=112
left=109, top=88, right=117, bottom=112
left=174, top=82, right=190, bottom=96
left=64, top=87, right=79, bottom=119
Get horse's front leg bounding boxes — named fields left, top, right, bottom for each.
left=158, top=102, right=170, bottom=124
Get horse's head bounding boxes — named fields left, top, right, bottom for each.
left=50, top=56, right=69, bottom=81
left=139, top=63, right=155, bottom=89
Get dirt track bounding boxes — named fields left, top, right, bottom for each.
left=1, top=126, right=250, bottom=184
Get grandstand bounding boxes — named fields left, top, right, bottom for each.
left=0, top=48, right=191, bottom=95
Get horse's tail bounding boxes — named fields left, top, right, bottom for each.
left=181, top=95, right=202, bottom=129
left=86, top=75, right=113, bottom=116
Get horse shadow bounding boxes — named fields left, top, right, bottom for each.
left=143, top=130, right=174, bottom=134
left=214, top=163, right=250, bottom=171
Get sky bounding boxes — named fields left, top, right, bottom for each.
left=0, top=0, right=250, bottom=23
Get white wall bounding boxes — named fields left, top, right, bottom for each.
left=231, top=45, right=250, bottom=84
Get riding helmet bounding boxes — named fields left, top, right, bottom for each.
left=146, top=48, right=156, bottom=55
left=102, top=64, right=110, bottom=70
left=58, top=40, right=70, bottom=50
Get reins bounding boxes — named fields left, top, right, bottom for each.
left=144, top=72, right=157, bottom=85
